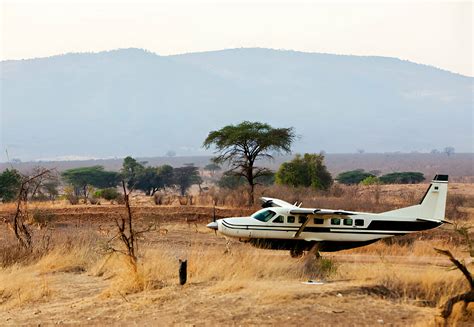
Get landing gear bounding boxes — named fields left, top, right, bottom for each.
left=290, top=243, right=322, bottom=259
left=307, top=243, right=322, bottom=259
left=290, top=248, right=304, bottom=258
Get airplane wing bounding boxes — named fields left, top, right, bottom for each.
left=260, top=197, right=298, bottom=208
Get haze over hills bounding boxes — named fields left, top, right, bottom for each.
left=0, top=48, right=472, bottom=161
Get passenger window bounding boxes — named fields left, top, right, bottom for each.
left=343, top=218, right=353, bottom=226
left=331, top=218, right=341, bottom=225
left=287, top=216, right=295, bottom=223
left=273, top=215, right=284, bottom=223
left=355, top=219, right=364, bottom=226
left=298, top=215, right=307, bottom=224
left=314, top=218, right=324, bottom=224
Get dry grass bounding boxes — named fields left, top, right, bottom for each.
left=0, top=265, right=52, bottom=307
left=0, top=181, right=472, bottom=324
left=0, top=234, right=100, bottom=307
left=339, top=262, right=468, bottom=306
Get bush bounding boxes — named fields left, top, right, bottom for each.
left=32, top=209, right=55, bottom=227
left=67, top=194, right=79, bottom=205
left=336, top=169, right=374, bottom=185
left=95, top=188, right=120, bottom=201
left=360, top=176, right=380, bottom=185
left=303, top=257, right=338, bottom=279
left=276, top=153, right=333, bottom=190
left=379, top=172, right=425, bottom=184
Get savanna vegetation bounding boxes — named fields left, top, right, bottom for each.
left=0, top=121, right=473, bottom=325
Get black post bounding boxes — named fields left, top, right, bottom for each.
left=179, top=259, right=187, bottom=285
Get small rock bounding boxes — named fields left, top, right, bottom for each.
left=333, top=310, right=345, bottom=314
left=34, top=310, right=41, bottom=315
left=87, top=318, right=92, bottom=321
left=377, top=319, right=384, bottom=324
left=336, top=293, right=343, bottom=297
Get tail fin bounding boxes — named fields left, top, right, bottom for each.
left=382, top=175, right=448, bottom=220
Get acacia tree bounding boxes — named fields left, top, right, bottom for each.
left=173, top=165, right=202, bottom=196
left=61, top=166, right=119, bottom=201
left=203, top=121, right=295, bottom=206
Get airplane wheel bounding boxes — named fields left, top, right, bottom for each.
left=290, top=248, right=304, bottom=258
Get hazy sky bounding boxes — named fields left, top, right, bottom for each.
left=1, top=0, right=472, bottom=76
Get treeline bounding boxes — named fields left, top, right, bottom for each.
left=0, top=154, right=425, bottom=204
left=0, top=121, right=427, bottom=205
left=335, top=169, right=425, bottom=185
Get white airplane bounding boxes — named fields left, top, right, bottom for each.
left=207, top=175, right=450, bottom=257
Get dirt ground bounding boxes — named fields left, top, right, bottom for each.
left=1, top=183, right=473, bottom=326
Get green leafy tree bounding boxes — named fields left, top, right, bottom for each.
left=0, top=169, right=22, bottom=202
left=157, top=165, right=174, bottom=189
left=61, top=166, right=120, bottom=199
left=379, top=172, right=425, bottom=184
left=121, top=156, right=146, bottom=188
left=203, top=121, right=295, bottom=205
left=173, top=165, right=202, bottom=196
left=336, top=169, right=374, bottom=185
left=276, top=153, right=333, bottom=190
left=134, top=165, right=175, bottom=196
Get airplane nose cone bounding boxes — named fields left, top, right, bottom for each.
left=206, top=221, right=218, bottom=230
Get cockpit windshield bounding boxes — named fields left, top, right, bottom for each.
left=253, top=210, right=276, bottom=222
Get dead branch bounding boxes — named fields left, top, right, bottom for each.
left=11, top=169, right=53, bottom=249
left=434, top=249, right=473, bottom=289
left=434, top=247, right=474, bottom=320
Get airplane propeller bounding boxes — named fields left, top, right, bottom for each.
left=206, top=205, right=218, bottom=233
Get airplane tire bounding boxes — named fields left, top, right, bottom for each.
left=290, top=248, right=304, bottom=258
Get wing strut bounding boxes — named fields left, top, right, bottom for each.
left=294, top=216, right=310, bottom=238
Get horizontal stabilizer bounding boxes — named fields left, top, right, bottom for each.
left=417, top=218, right=452, bottom=225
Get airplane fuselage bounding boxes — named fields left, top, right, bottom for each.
left=207, top=175, right=448, bottom=255
left=214, top=208, right=441, bottom=252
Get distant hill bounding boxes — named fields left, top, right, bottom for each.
left=1, top=48, right=472, bottom=161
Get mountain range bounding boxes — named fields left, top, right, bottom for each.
left=1, top=48, right=472, bottom=161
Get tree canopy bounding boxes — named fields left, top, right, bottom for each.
left=173, top=165, right=202, bottom=196
left=203, top=121, right=295, bottom=205
left=379, top=172, right=425, bottom=184
left=336, top=169, right=375, bottom=185
left=61, top=166, right=119, bottom=198
left=121, top=156, right=174, bottom=195
left=276, top=153, right=333, bottom=190
left=0, top=169, right=22, bottom=202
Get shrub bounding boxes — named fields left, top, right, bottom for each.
left=96, top=188, right=120, bottom=201
left=32, top=209, right=55, bottom=227
left=360, top=176, right=380, bottom=185
left=379, top=172, right=425, bottom=184
left=276, top=153, right=333, bottom=190
left=336, top=169, right=374, bottom=185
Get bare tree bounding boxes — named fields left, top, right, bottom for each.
left=108, top=181, right=154, bottom=268
left=11, top=169, right=52, bottom=248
